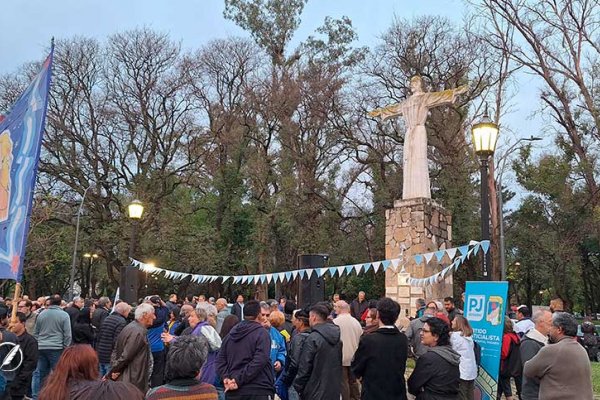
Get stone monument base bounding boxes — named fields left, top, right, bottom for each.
left=385, top=198, right=453, bottom=323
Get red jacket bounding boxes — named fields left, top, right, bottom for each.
left=501, top=332, right=520, bottom=360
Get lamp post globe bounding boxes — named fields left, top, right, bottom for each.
left=472, top=109, right=498, bottom=280
left=128, top=199, right=144, bottom=219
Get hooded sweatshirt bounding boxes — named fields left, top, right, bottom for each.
left=215, top=319, right=274, bottom=396
left=408, top=345, right=460, bottom=400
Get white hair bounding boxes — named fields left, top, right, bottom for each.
left=197, top=302, right=218, bottom=317
left=135, top=303, right=155, bottom=321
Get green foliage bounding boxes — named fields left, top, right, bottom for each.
left=223, top=0, right=308, bottom=64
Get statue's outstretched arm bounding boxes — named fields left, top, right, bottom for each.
left=425, top=84, right=469, bottom=107
left=368, top=103, right=402, bottom=121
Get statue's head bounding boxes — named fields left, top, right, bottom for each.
left=410, top=76, right=424, bottom=94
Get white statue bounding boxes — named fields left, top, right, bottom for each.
left=369, top=76, right=467, bottom=199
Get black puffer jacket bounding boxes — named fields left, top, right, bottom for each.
left=407, top=345, right=460, bottom=400
left=294, top=322, right=342, bottom=400
left=95, top=312, right=127, bottom=364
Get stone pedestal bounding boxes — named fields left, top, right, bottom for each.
left=385, top=198, right=453, bottom=321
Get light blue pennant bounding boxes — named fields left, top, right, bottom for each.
left=435, top=250, right=446, bottom=262
left=481, top=240, right=490, bottom=254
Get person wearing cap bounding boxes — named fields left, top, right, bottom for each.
left=514, top=305, right=535, bottom=338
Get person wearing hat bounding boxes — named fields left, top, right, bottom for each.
left=514, top=305, right=535, bottom=338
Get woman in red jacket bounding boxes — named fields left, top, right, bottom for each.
left=498, top=318, right=520, bottom=400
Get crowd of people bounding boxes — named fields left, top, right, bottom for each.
left=0, top=291, right=594, bottom=400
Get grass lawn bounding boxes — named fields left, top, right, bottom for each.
left=592, top=362, right=600, bottom=396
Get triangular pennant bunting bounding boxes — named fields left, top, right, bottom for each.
left=423, top=252, right=434, bottom=264
left=372, top=262, right=381, bottom=273
left=481, top=240, right=490, bottom=254
left=435, top=250, right=446, bottom=262
left=446, top=248, right=457, bottom=260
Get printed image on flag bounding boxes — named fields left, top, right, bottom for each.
left=0, top=50, right=53, bottom=280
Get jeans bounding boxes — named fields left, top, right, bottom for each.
left=99, top=363, right=111, bottom=378
left=288, top=386, right=300, bottom=400
left=35, top=349, right=63, bottom=398
left=30, top=368, right=39, bottom=400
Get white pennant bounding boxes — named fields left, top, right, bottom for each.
left=266, top=274, right=273, bottom=284
left=372, top=261, right=381, bottom=273
left=337, top=266, right=346, bottom=276
left=391, top=258, right=401, bottom=268
left=446, top=248, right=457, bottom=260
left=423, top=252, right=435, bottom=264
left=291, top=270, right=299, bottom=280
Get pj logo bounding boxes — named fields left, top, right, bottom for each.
left=466, top=295, right=485, bottom=322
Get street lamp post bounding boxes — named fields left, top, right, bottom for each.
left=120, top=199, right=144, bottom=304
left=496, top=136, right=542, bottom=280
left=472, top=108, right=499, bottom=280
left=83, top=252, right=99, bottom=298
left=68, top=185, right=92, bottom=300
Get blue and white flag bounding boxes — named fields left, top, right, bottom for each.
left=0, top=48, right=53, bottom=280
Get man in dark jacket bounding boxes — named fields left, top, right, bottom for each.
left=294, top=304, right=342, bottom=400
left=350, top=291, right=368, bottom=324
left=64, top=296, right=84, bottom=328
left=109, top=303, right=155, bottom=394
left=281, top=310, right=310, bottom=398
left=96, top=302, right=131, bottom=377
left=0, top=307, right=19, bottom=398
left=519, top=309, right=551, bottom=400
left=91, top=296, right=111, bottom=330
left=231, top=294, right=245, bottom=321
left=352, top=297, right=408, bottom=400
left=215, top=300, right=274, bottom=400
left=7, top=312, right=38, bottom=400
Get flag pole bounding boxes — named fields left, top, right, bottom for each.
left=10, top=282, right=21, bottom=326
